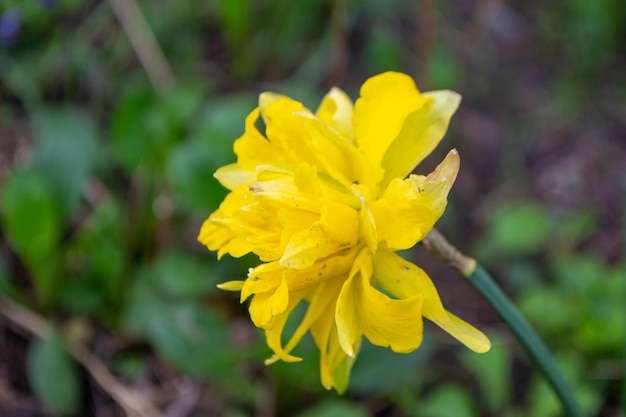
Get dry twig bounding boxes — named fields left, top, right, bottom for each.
left=0, top=295, right=166, bottom=417
left=107, top=0, right=175, bottom=92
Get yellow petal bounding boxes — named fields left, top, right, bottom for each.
left=352, top=71, right=429, bottom=171
left=259, top=92, right=287, bottom=122
left=320, top=200, right=359, bottom=246
left=294, top=112, right=355, bottom=184
left=421, top=148, right=461, bottom=212
left=233, top=108, right=287, bottom=170
left=352, top=184, right=378, bottom=253
left=241, top=261, right=283, bottom=302
left=214, top=164, right=256, bottom=190
left=373, top=250, right=491, bottom=353
left=337, top=249, right=424, bottom=355
left=315, top=87, right=354, bottom=140
left=216, top=280, right=244, bottom=291
left=264, top=289, right=308, bottom=363
left=270, top=276, right=345, bottom=365
left=248, top=276, right=289, bottom=328
left=252, top=176, right=322, bottom=213
left=283, top=248, right=357, bottom=292
left=281, top=223, right=348, bottom=270
left=372, top=150, right=460, bottom=250
left=309, top=294, right=359, bottom=393
left=381, top=90, right=461, bottom=185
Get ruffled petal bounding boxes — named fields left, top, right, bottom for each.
left=381, top=90, right=461, bottom=185
left=310, top=292, right=359, bottom=393
left=337, top=249, right=424, bottom=355
left=352, top=72, right=429, bottom=171
left=373, top=250, right=491, bottom=353
left=198, top=186, right=283, bottom=260
left=241, top=261, right=283, bottom=301
left=320, top=200, right=359, bottom=246
left=248, top=275, right=289, bottom=329
left=233, top=108, right=287, bottom=170
left=372, top=149, right=460, bottom=250
left=315, top=87, right=354, bottom=140
left=264, top=289, right=309, bottom=363
left=281, top=223, right=349, bottom=270
left=283, top=248, right=357, bottom=292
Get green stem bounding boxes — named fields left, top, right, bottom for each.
left=423, top=229, right=584, bottom=417
left=467, top=264, right=584, bottom=417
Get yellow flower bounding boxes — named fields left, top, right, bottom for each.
left=198, top=71, right=490, bottom=393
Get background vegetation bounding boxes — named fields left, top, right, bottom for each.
left=0, top=0, right=624, bottom=416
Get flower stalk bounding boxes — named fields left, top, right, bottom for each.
left=422, top=229, right=585, bottom=417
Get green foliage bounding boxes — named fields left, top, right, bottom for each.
left=1, top=169, right=62, bottom=305
left=461, top=336, right=511, bottom=412
left=420, top=385, right=476, bottom=417
left=31, top=107, right=98, bottom=219
left=296, top=399, right=371, bottom=417
left=27, top=329, right=81, bottom=416
left=122, top=252, right=235, bottom=379
left=0, top=0, right=622, bottom=415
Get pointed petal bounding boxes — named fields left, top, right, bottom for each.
left=214, top=164, right=256, bottom=190
left=316, top=87, right=354, bottom=140
left=216, top=280, right=244, bottom=291
left=352, top=72, right=429, bottom=169
left=372, top=150, right=460, bottom=250
left=381, top=90, right=461, bottom=184
left=373, top=251, right=491, bottom=353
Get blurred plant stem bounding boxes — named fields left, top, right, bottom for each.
left=108, top=0, right=174, bottom=92
left=423, top=229, right=585, bottom=417
left=328, top=0, right=348, bottom=88
left=416, top=0, right=438, bottom=85
left=0, top=295, right=165, bottom=417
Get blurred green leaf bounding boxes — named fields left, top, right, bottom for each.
left=366, top=27, right=405, bottom=73
left=517, top=287, right=572, bottom=336
left=60, top=197, right=125, bottom=316
left=348, top=337, right=431, bottom=395
left=27, top=329, right=81, bottom=416
left=0, top=256, right=22, bottom=300
left=111, top=81, right=204, bottom=173
left=111, top=82, right=177, bottom=172
left=480, top=202, right=551, bottom=259
left=31, top=107, right=98, bottom=220
left=1, top=169, right=63, bottom=305
left=1, top=169, right=62, bottom=262
left=217, top=0, right=250, bottom=48
left=122, top=254, right=233, bottom=379
left=461, top=336, right=511, bottom=412
left=166, top=140, right=229, bottom=214
left=420, top=385, right=476, bottom=417
left=426, top=47, right=461, bottom=89
left=147, top=301, right=231, bottom=378
left=296, top=399, right=371, bottom=417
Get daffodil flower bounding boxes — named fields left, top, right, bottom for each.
left=199, top=71, right=490, bottom=393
